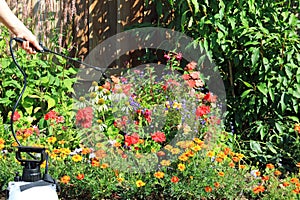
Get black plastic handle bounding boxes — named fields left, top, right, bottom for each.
left=16, top=146, right=46, bottom=164
left=13, top=37, right=45, bottom=53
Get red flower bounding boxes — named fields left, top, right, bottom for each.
left=76, top=174, right=84, bottom=180
left=76, top=107, right=93, bottom=128
left=204, top=92, right=217, bottom=103
left=143, top=109, right=152, bottom=123
left=125, top=133, right=139, bottom=146
left=176, top=52, right=182, bottom=61
left=44, top=110, right=57, bottom=120
left=171, top=176, right=179, bottom=183
left=151, top=131, right=166, bottom=143
left=182, top=74, right=190, bottom=80
left=13, top=111, right=21, bottom=122
left=196, top=105, right=210, bottom=118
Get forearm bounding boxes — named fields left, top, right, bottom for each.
left=0, top=0, right=27, bottom=35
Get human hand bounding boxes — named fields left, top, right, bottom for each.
left=15, top=29, right=43, bottom=54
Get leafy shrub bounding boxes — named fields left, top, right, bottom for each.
left=146, top=0, right=300, bottom=170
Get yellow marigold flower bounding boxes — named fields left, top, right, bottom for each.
left=12, top=142, right=18, bottom=147
left=217, top=152, right=226, bottom=159
left=296, top=162, right=300, bottom=168
left=50, top=153, right=57, bottom=159
left=72, top=154, right=83, bottom=162
left=114, top=142, right=122, bottom=148
left=173, top=102, right=182, bottom=109
left=138, top=139, right=144, bottom=144
left=0, top=144, right=4, bottom=150
left=47, top=136, right=57, bottom=144
left=178, top=163, right=186, bottom=171
left=294, top=123, right=300, bottom=134
left=164, top=144, right=173, bottom=151
left=40, top=161, right=46, bottom=168
left=183, top=125, right=191, bottom=134
left=136, top=180, right=146, bottom=187
left=154, top=171, right=165, bottom=179
left=58, top=140, right=66, bottom=145
left=60, top=148, right=71, bottom=154
left=117, top=177, right=124, bottom=182
left=192, top=145, right=201, bottom=152
left=207, top=151, right=214, bottom=157
left=160, top=159, right=171, bottom=166
left=178, top=154, right=189, bottom=162
left=171, top=148, right=181, bottom=155
left=237, top=153, right=244, bottom=159
left=101, top=163, right=109, bottom=169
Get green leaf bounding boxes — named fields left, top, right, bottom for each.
left=266, top=142, right=277, bottom=154
left=191, top=0, right=199, bottom=14
left=44, top=95, right=56, bottom=110
left=251, top=47, right=260, bottom=66
left=257, top=83, right=267, bottom=96
left=250, top=140, right=262, bottom=154
left=241, top=89, right=253, bottom=98
left=279, top=92, right=287, bottom=112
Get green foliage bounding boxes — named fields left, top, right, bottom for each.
left=147, top=0, right=300, bottom=170
left=0, top=26, right=78, bottom=124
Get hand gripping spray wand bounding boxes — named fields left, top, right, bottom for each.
left=7, top=38, right=108, bottom=200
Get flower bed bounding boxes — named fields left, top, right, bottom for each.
left=0, top=53, right=300, bottom=199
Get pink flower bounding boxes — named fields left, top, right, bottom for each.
left=76, top=107, right=93, bottom=128
left=44, top=110, right=57, bottom=120
left=151, top=131, right=166, bottom=143
left=125, top=133, right=139, bottom=146
left=190, top=71, right=200, bottom=80
left=55, top=116, right=64, bottom=123
left=182, top=74, right=190, bottom=80
left=13, top=111, right=21, bottom=122
left=164, top=54, right=171, bottom=60
left=196, top=105, right=211, bottom=118
left=185, top=61, right=197, bottom=71
left=176, top=52, right=182, bottom=61
left=33, top=125, right=40, bottom=135
left=143, top=109, right=152, bottom=123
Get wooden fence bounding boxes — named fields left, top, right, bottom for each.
left=6, top=0, right=157, bottom=64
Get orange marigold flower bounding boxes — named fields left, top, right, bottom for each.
left=296, top=162, right=300, bottom=168
left=156, top=151, right=166, bottom=157
left=266, top=163, right=275, bottom=169
left=229, top=162, right=235, bottom=168
left=101, top=163, right=109, bottom=169
left=223, top=147, right=232, bottom=155
left=290, top=178, right=299, bottom=184
left=214, top=182, right=220, bottom=188
left=282, top=182, right=290, bottom=187
left=154, top=171, right=165, bottom=179
left=81, top=148, right=91, bottom=155
left=184, top=150, right=194, bottom=157
left=178, top=163, right=186, bottom=171
left=53, top=149, right=60, bottom=154
left=204, top=186, right=212, bottom=193
left=171, top=176, right=179, bottom=183
left=294, top=123, right=300, bottom=134
left=253, top=185, right=265, bottom=194
left=237, top=153, right=244, bottom=159
left=60, top=175, right=70, bottom=184
left=261, top=176, right=269, bottom=181
left=136, top=180, right=146, bottom=187
left=293, top=187, right=300, bottom=194
left=218, top=171, right=225, bottom=177
left=239, top=165, right=246, bottom=169
left=76, top=173, right=84, bottom=180
left=0, top=138, right=5, bottom=144
left=232, top=157, right=240, bottom=162
left=215, top=157, right=223, bottom=163
left=91, top=158, right=100, bottom=167
left=274, top=170, right=282, bottom=176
